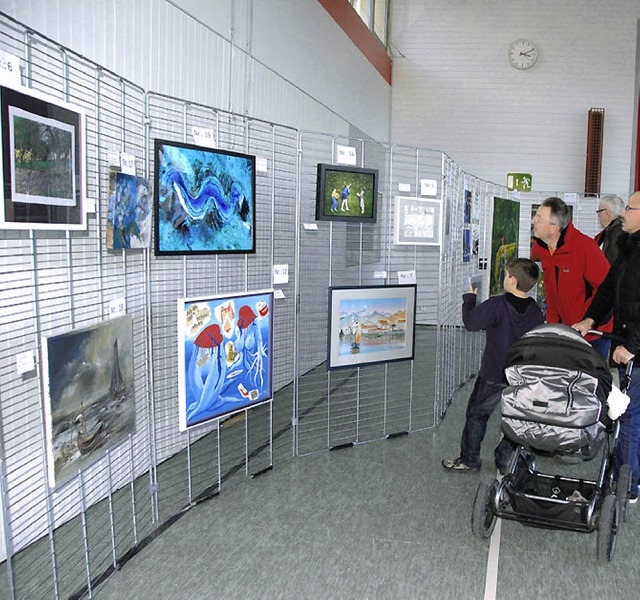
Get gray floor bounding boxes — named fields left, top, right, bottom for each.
left=94, top=379, right=640, bottom=599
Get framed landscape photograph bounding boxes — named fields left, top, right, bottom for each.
left=154, top=139, right=256, bottom=255
left=394, top=196, right=442, bottom=245
left=315, top=163, right=378, bottom=223
left=41, top=316, right=136, bottom=488
left=0, top=83, right=86, bottom=230
left=327, top=284, right=417, bottom=369
left=177, top=289, right=274, bottom=430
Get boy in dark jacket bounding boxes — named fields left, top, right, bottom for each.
left=442, top=258, right=544, bottom=473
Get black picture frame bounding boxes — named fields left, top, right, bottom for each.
left=0, top=83, right=86, bottom=230
left=315, top=163, right=378, bottom=223
left=327, top=284, right=417, bottom=369
left=154, top=138, right=256, bottom=255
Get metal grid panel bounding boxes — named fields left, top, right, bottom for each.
left=0, top=19, right=153, bottom=600
left=144, top=92, right=298, bottom=518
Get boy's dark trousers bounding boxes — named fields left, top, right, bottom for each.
left=460, top=375, right=515, bottom=470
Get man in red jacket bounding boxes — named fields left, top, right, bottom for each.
left=531, top=196, right=611, bottom=356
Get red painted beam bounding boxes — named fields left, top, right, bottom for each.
left=317, top=0, right=392, bottom=85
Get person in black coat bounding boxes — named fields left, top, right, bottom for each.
left=594, top=194, right=625, bottom=266
left=574, top=190, right=640, bottom=502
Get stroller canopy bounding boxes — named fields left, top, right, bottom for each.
left=501, top=323, right=613, bottom=459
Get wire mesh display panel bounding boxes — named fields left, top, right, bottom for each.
left=0, top=19, right=152, bottom=600
left=0, top=11, right=522, bottom=600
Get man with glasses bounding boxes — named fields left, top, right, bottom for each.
left=531, top=196, right=612, bottom=357
left=573, top=191, right=640, bottom=503
left=595, top=194, right=625, bottom=265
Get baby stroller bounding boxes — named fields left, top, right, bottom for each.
left=471, top=323, right=633, bottom=562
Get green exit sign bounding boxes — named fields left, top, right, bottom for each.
left=507, top=173, right=532, bottom=191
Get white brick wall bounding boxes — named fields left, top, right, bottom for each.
left=390, top=0, right=640, bottom=196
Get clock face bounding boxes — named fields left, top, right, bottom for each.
left=508, top=39, right=538, bottom=70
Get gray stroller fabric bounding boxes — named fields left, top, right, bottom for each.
left=502, top=363, right=605, bottom=459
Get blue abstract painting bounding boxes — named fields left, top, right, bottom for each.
left=178, top=290, right=273, bottom=430
left=154, top=139, right=256, bottom=255
left=107, top=172, right=152, bottom=249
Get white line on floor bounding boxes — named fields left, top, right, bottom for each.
left=484, top=477, right=502, bottom=600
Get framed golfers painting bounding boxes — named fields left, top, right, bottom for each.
left=177, top=289, right=274, bottom=430
left=315, top=163, right=378, bottom=223
left=0, top=82, right=86, bottom=230
left=327, top=284, right=417, bottom=369
left=154, top=139, right=256, bottom=255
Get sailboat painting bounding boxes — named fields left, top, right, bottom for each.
left=42, top=316, right=136, bottom=488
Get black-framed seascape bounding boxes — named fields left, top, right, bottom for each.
left=327, top=284, right=417, bottom=369
left=315, top=163, right=378, bottom=223
left=0, top=82, right=86, bottom=230
left=177, top=289, right=274, bottom=430
left=154, top=139, right=256, bottom=255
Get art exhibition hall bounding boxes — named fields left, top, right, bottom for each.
left=0, top=1, right=639, bottom=598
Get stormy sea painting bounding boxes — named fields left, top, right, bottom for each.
left=106, top=172, right=152, bottom=249
left=154, top=139, right=256, bottom=255
left=178, top=290, right=273, bottom=430
left=42, top=316, right=136, bottom=488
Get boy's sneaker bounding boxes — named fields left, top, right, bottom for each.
left=441, top=457, right=479, bottom=472
left=629, top=493, right=638, bottom=505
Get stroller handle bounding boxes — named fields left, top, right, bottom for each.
left=587, top=329, right=626, bottom=343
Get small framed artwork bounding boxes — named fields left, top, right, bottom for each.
left=41, top=316, right=136, bottom=488
left=327, top=284, right=417, bottom=369
left=154, top=139, right=256, bottom=255
left=106, top=172, right=152, bottom=249
left=394, top=196, right=442, bottom=245
left=0, top=83, right=86, bottom=230
left=178, top=289, right=274, bottom=430
left=315, top=163, right=378, bottom=223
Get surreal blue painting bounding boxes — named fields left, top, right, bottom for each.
left=107, top=172, right=152, bottom=249
left=178, top=290, right=273, bottom=430
left=154, top=139, right=255, bottom=255
left=328, top=285, right=416, bottom=369
left=42, top=316, right=136, bottom=488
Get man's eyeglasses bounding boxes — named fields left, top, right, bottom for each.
left=595, top=208, right=607, bottom=214
left=623, top=205, right=640, bottom=212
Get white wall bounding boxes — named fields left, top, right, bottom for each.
left=0, top=0, right=392, bottom=140
left=390, top=0, right=640, bottom=196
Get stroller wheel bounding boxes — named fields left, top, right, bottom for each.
left=616, top=464, right=632, bottom=523
left=472, top=480, right=498, bottom=540
left=596, top=495, right=619, bottom=563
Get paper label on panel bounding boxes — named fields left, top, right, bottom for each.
left=0, top=50, right=20, bottom=87
left=273, top=264, right=289, bottom=284
left=192, top=126, right=216, bottom=148
left=398, top=183, right=411, bottom=192
left=16, top=350, right=35, bottom=375
left=109, top=297, right=127, bottom=318
left=336, top=144, right=357, bottom=166
left=420, top=179, right=438, bottom=196
left=256, top=157, right=268, bottom=172
left=397, top=270, right=417, bottom=284
left=120, top=152, right=136, bottom=176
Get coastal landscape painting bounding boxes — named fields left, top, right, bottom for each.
left=327, top=285, right=416, bottom=369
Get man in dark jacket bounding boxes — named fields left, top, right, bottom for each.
left=594, top=194, right=624, bottom=265
left=573, top=190, right=640, bottom=502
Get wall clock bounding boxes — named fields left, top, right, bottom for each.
left=508, top=39, right=538, bottom=70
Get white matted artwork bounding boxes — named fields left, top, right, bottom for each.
left=0, top=82, right=86, bottom=230
left=394, top=196, right=442, bottom=246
